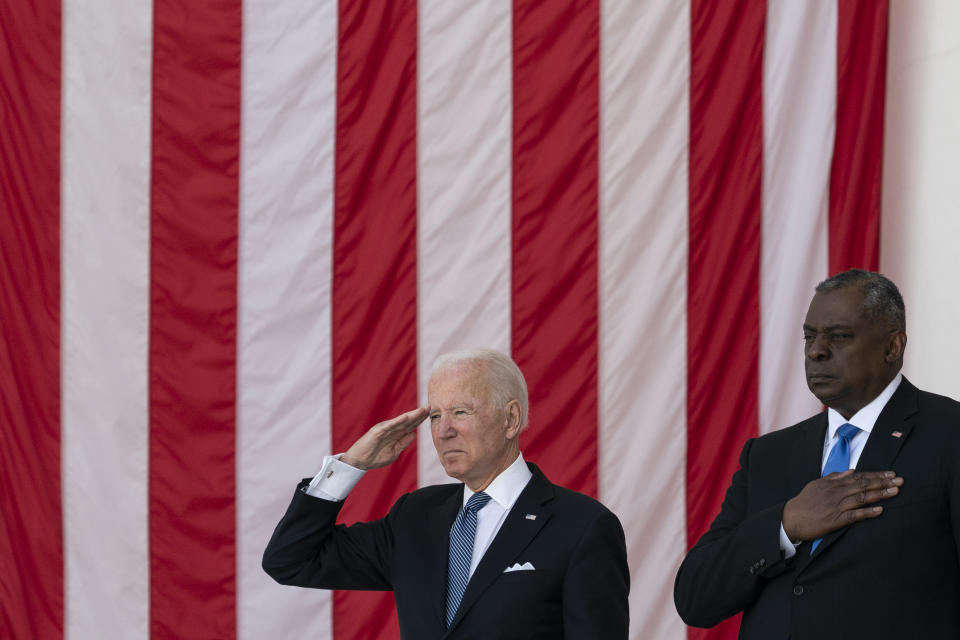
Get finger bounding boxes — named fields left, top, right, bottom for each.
left=395, top=407, right=429, bottom=431
left=379, top=407, right=430, bottom=433
left=406, top=406, right=430, bottom=423
left=854, top=470, right=901, bottom=483
left=824, top=469, right=889, bottom=482
left=837, top=484, right=900, bottom=509
left=824, top=470, right=903, bottom=491
left=395, top=430, right=417, bottom=451
left=839, top=505, right=884, bottom=525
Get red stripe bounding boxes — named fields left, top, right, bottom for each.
left=511, top=0, right=600, bottom=498
left=687, top=1, right=765, bottom=638
left=331, top=1, right=418, bottom=638
left=149, top=2, right=242, bottom=637
left=829, top=0, right=888, bottom=274
left=0, top=3, right=62, bottom=638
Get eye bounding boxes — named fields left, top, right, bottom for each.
left=454, top=409, right=467, bottom=416
left=828, top=332, right=853, bottom=342
left=429, top=414, right=439, bottom=422
left=803, top=334, right=814, bottom=343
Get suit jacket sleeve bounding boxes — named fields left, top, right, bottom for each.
left=562, top=507, right=631, bottom=639
left=262, top=480, right=403, bottom=591
left=674, top=438, right=794, bottom=628
left=951, top=436, right=960, bottom=562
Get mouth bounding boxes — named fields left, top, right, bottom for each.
left=806, top=373, right=835, bottom=385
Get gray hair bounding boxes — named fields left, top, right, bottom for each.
left=432, top=348, right=529, bottom=430
left=815, top=269, right=906, bottom=332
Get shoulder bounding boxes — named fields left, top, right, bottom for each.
left=390, top=481, right=461, bottom=511
left=542, top=484, right=627, bottom=564
left=916, top=387, right=960, bottom=418
left=911, top=386, right=960, bottom=453
left=742, top=411, right=824, bottom=457
left=890, top=379, right=960, bottom=443
left=528, top=465, right=623, bottom=533
left=550, top=484, right=617, bottom=517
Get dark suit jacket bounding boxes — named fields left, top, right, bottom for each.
left=263, top=462, right=629, bottom=639
left=674, top=378, right=960, bottom=639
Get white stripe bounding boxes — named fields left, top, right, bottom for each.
left=599, top=1, right=689, bottom=637
left=237, top=1, right=337, bottom=638
left=760, top=0, right=835, bottom=434
left=61, top=0, right=152, bottom=637
left=416, top=0, right=513, bottom=488
left=882, top=1, right=960, bottom=396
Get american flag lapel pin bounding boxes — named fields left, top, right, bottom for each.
left=892, top=431, right=903, bottom=438
left=525, top=514, right=537, bottom=520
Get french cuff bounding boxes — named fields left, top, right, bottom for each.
left=305, top=454, right=366, bottom=501
left=778, top=522, right=801, bottom=559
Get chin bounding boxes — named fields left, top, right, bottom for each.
left=809, top=391, right=834, bottom=407
left=807, top=379, right=837, bottom=400
left=440, top=461, right=465, bottom=481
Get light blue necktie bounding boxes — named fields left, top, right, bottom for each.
left=810, top=423, right=861, bottom=553
left=446, top=491, right=491, bottom=627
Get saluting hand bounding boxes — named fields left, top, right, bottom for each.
left=782, top=470, right=904, bottom=542
left=340, top=407, right=429, bottom=470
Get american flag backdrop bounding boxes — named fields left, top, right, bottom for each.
left=3, top=0, right=960, bottom=639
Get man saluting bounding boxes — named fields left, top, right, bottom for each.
left=264, top=348, right=629, bottom=639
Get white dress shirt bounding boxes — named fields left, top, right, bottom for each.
left=778, top=373, right=903, bottom=558
left=458, top=454, right=532, bottom=577
left=306, top=451, right=533, bottom=579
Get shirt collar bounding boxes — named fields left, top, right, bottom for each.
left=827, top=373, right=903, bottom=439
left=462, top=452, right=532, bottom=511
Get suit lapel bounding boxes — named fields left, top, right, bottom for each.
left=809, top=378, right=919, bottom=559
left=445, top=464, right=553, bottom=635
left=788, top=414, right=828, bottom=574
left=789, top=413, right=828, bottom=496
left=428, top=488, right=464, bottom=630
left=855, top=378, right=918, bottom=471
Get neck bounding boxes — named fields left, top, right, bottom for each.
left=465, top=448, right=520, bottom=493
left=834, top=371, right=901, bottom=420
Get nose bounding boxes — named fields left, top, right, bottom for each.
left=805, top=334, right=828, bottom=361
left=434, top=413, right=457, bottom=439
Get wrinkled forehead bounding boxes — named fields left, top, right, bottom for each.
left=427, top=361, right=493, bottom=405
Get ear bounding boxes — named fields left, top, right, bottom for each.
left=503, top=400, right=523, bottom=439
left=885, top=330, right=907, bottom=363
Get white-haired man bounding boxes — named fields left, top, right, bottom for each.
left=263, top=348, right=630, bottom=639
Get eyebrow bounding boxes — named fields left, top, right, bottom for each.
left=803, top=323, right=854, bottom=332
left=429, top=404, right=474, bottom=414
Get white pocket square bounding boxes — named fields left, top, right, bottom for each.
left=503, top=561, right=535, bottom=573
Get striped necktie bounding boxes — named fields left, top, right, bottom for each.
left=811, top=423, right=861, bottom=553
left=445, top=491, right=491, bottom=627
